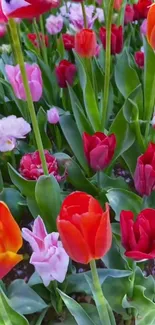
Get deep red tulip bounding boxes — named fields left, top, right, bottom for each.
left=1, top=0, right=60, bottom=19
left=134, top=143, right=155, bottom=196
left=62, top=34, right=75, bottom=51
left=75, top=29, right=97, bottom=58
left=99, top=25, right=123, bottom=55
left=19, top=150, right=64, bottom=182
left=124, top=4, right=134, bottom=24
left=55, top=60, right=77, bottom=88
left=134, top=51, right=144, bottom=68
left=57, top=191, right=112, bottom=264
left=83, top=132, right=116, bottom=171
left=0, top=202, right=23, bottom=279
left=120, top=208, right=155, bottom=260
left=27, top=33, right=49, bottom=48
left=133, top=0, right=152, bottom=20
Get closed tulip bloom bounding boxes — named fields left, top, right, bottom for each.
left=134, top=143, right=155, bottom=196
left=124, top=4, right=134, bottom=25
left=57, top=192, right=112, bottom=264
left=75, top=29, right=97, bottom=58
left=22, top=216, right=69, bottom=286
left=133, top=0, right=152, bottom=20
left=62, top=34, right=75, bottom=51
left=140, top=19, right=147, bottom=35
left=114, top=0, right=123, bottom=11
left=27, top=33, right=49, bottom=48
left=1, top=0, right=59, bottom=19
left=46, top=14, right=63, bottom=35
left=5, top=63, right=43, bottom=102
left=120, top=208, right=155, bottom=260
left=47, top=107, right=60, bottom=124
left=55, top=60, right=77, bottom=88
left=100, top=25, right=123, bottom=55
left=134, top=51, right=144, bottom=68
left=83, top=132, right=116, bottom=171
left=0, top=202, right=23, bottom=279
left=147, top=4, right=155, bottom=50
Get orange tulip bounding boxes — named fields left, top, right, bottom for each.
left=0, top=202, right=23, bottom=279
left=147, top=4, right=155, bottom=49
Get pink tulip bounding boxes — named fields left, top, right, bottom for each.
left=22, top=216, right=69, bottom=286
left=5, top=63, right=43, bottom=102
left=0, top=24, right=6, bottom=37
left=47, top=107, right=60, bottom=124
left=140, top=19, right=147, bottom=36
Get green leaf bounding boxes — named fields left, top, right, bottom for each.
left=106, top=188, right=142, bottom=221
left=0, top=188, right=25, bottom=222
left=57, top=289, right=96, bottom=325
left=60, top=114, right=89, bottom=173
left=37, top=107, right=51, bottom=149
left=28, top=272, right=42, bottom=287
left=74, top=53, right=100, bottom=131
left=8, top=163, right=36, bottom=197
left=68, top=85, right=93, bottom=135
left=135, top=267, right=155, bottom=301
left=7, top=280, right=47, bottom=315
left=0, top=288, right=29, bottom=325
left=102, top=237, right=129, bottom=270
left=93, top=172, right=130, bottom=191
left=122, top=141, right=141, bottom=176
left=35, top=175, right=61, bottom=231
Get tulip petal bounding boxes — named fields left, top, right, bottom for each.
left=120, top=210, right=136, bottom=250
left=95, top=204, right=112, bottom=258
left=33, top=216, right=47, bottom=239
left=0, top=251, right=23, bottom=279
left=57, top=218, right=91, bottom=264
left=147, top=4, right=155, bottom=44
left=0, top=202, right=22, bottom=253
left=125, top=250, right=155, bottom=260
left=59, top=192, right=91, bottom=219
left=150, top=25, right=155, bottom=50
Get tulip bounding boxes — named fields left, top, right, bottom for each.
left=55, top=60, right=77, bottom=88
left=19, top=150, right=64, bottom=182
left=27, top=33, right=49, bottom=48
left=69, top=4, right=97, bottom=31
left=124, top=5, right=134, bottom=25
left=46, top=14, right=63, bottom=35
left=47, top=107, right=60, bottom=124
left=134, top=142, right=155, bottom=196
left=0, top=23, right=6, bottom=37
left=99, top=24, right=123, bottom=55
left=5, top=63, right=43, bottom=102
left=75, top=29, right=97, bottom=58
left=140, top=19, right=147, bottom=36
left=133, top=0, right=152, bottom=20
left=114, top=0, right=123, bottom=11
left=83, top=132, right=116, bottom=171
left=0, top=115, right=31, bottom=152
left=62, top=34, right=75, bottom=51
left=0, top=202, right=23, bottom=279
left=22, top=216, right=69, bottom=286
left=134, top=51, right=144, bottom=68
left=147, top=4, right=155, bottom=50
left=57, top=191, right=112, bottom=264
left=120, top=208, right=155, bottom=260
left=1, top=0, right=59, bottom=19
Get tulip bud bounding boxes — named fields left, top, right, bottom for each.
left=134, top=51, right=144, bottom=69
left=47, top=107, right=60, bottom=124
left=62, top=34, right=75, bottom=51
left=124, top=4, right=134, bottom=25
left=75, top=29, right=97, bottom=58
left=55, top=60, right=77, bottom=88
left=46, top=14, right=63, bottom=35
left=99, top=24, right=123, bottom=55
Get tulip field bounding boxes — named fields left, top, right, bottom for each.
left=1, top=0, right=155, bottom=324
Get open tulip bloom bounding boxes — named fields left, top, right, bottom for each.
left=1, top=0, right=155, bottom=324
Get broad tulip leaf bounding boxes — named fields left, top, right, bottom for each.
left=102, top=237, right=129, bottom=270
left=7, top=280, right=47, bottom=315
left=134, top=267, right=155, bottom=301
left=35, top=174, right=61, bottom=231
left=8, top=163, right=36, bottom=198
left=122, top=141, right=141, bottom=176
left=60, top=114, right=89, bottom=173
left=37, top=107, right=51, bottom=149
left=106, top=188, right=142, bottom=221
left=57, top=290, right=96, bottom=325
left=0, top=288, right=29, bottom=325
left=0, top=188, right=25, bottom=222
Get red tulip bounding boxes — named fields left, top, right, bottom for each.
left=99, top=25, right=123, bottom=55
left=83, top=132, right=116, bottom=171
left=62, top=34, right=75, bottom=51
left=134, top=143, right=155, bottom=196
left=120, top=208, right=155, bottom=260
left=27, top=33, right=49, bottom=48
left=0, top=202, right=23, bottom=279
left=57, top=192, right=112, bottom=264
left=55, top=60, right=77, bottom=88
left=75, top=29, right=97, bottom=58
left=134, top=51, right=144, bottom=68
left=124, top=4, right=134, bottom=25
left=114, top=0, right=123, bottom=11
left=1, top=0, right=59, bottom=19
left=133, top=0, right=152, bottom=20
left=147, top=4, right=155, bottom=50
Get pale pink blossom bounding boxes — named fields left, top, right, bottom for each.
left=0, top=115, right=31, bottom=152
left=140, top=19, right=147, bottom=36
left=47, top=107, right=60, bottom=124
left=69, top=4, right=97, bottom=31
left=46, top=14, right=63, bottom=35
left=5, top=63, right=43, bottom=102
left=22, top=217, right=69, bottom=286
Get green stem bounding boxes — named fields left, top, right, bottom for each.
left=126, top=262, right=136, bottom=324
left=9, top=18, right=49, bottom=175
left=81, top=1, right=87, bottom=29
left=90, top=260, right=116, bottom=325
left=39, top=15, right=48, bottom=65
left=133, top=121, right=146, bottom=152
left=101, top=0, right=114, bottom=130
